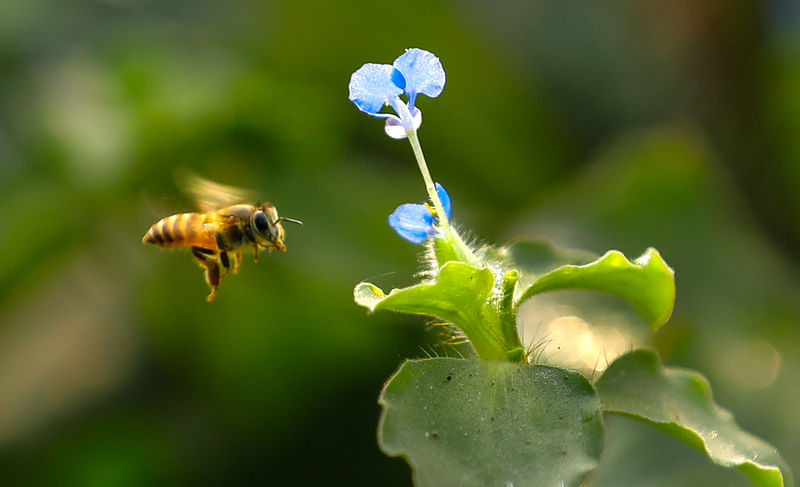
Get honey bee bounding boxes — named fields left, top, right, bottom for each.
left=142, top=174, right=302, bottom=302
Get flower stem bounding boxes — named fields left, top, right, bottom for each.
left=406, top=129, right=450, bottom=235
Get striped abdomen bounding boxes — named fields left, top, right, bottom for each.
left=142, top=212, right=218, bottom=249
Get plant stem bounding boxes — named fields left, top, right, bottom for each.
left=406, top=129, right=451, bottom=236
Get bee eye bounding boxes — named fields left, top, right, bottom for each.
left=253, top=211, right=269, bottom=233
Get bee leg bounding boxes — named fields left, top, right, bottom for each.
left=253, top=243, right=260, bottom=262
left=220, top=251, right=231, bottom=277
left=233, top=251, right=242, bottom=273
left=213, top=231, right=233, bottom=276
left=204, top=261, right=221, bottom=302
left=192, top=247, right=221, bottom=302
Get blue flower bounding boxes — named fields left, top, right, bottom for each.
left=388, top=183, right=451, bottom=244
left=348, top=48, right=445, bottom=139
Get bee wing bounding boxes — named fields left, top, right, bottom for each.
left=139, top=179, right=188, bottom=220
left=176, top=170, right=256, bottom=211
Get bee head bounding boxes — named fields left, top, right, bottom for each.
left=251, top=203, right=303, bottom=251
left=251, top=204, right=285, bottom=250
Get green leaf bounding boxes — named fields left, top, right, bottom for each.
left=379, top=358, right=604, bottom=487
left=596, top=349, right=793, bottom=487
left=486, top=240, right=598, bottom=289
left=356, top=241, right=674, bottom=360
left=515, top=246, right=675, bottom=330
left=355, top=262, right=519, bottom=360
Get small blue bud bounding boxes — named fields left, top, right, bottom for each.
left=434, top=182, right=451, bottom=220
left=388, top=183, right=452, bottom=245
left=389, top=203, right=434, bottom=245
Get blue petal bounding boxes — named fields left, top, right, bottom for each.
left=391, top=67, right=406, bottom=91
left=434, top=182, right=451, bottom=220
left=393, top=49, right=446, bottom=109
left=348, top=63, right=404, bottom=115
left=388, top=203, right=434, bottom=244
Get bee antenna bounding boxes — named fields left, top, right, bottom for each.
left=279, top=217, right=303, bottom=226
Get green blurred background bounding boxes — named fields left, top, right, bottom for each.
left=1, top=0, right=799, bottom=485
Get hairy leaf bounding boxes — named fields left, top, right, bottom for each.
left=596, top=350, right=793, bottom=487
left=379, top=358, right=604, bottom=487
left=355, top=262, right=515, bottom=360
